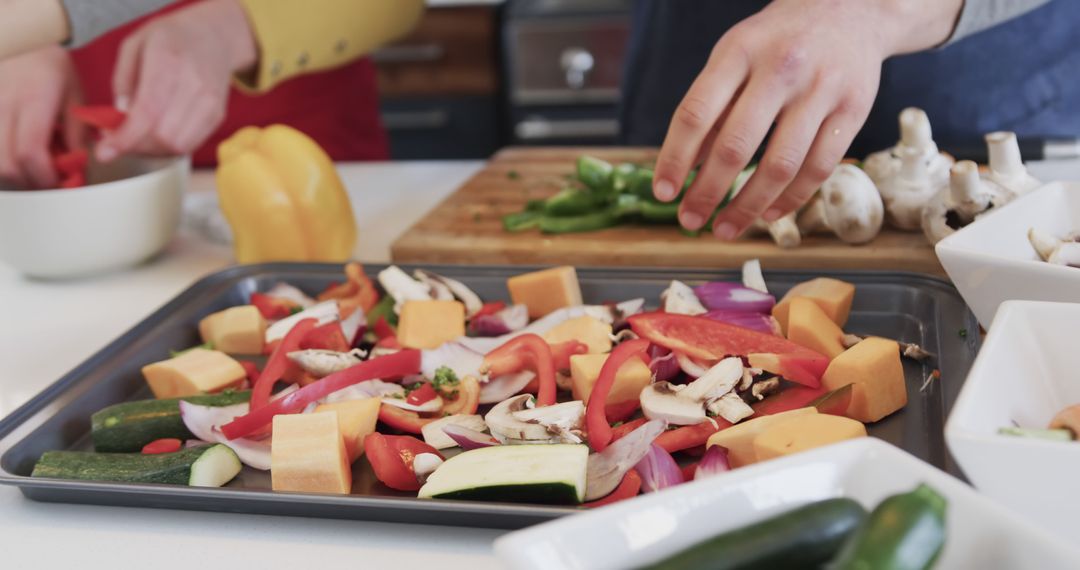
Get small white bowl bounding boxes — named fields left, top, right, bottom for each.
left=946, top=299, right=1080, bottom=543
left=936, top=182, right=1080, bottom=327
left=494, top=438, right=1077, bottom=570
left=0, top=156, right=189, bottom=279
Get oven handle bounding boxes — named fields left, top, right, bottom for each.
left=515, top=118, right=619, bottom=140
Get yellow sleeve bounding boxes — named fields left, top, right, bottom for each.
left=235, top=0, right=425, bottom=93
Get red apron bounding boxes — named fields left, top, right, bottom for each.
left=69, top=2, right=389, bottom=166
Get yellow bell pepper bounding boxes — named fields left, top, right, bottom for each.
left=216, top=125, right=357, bottom=263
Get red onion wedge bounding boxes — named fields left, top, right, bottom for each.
left=702, top=310, right=781, bottom=336
left=442, top=424, right=501, bottom=451
left=479, top=371, right=535, bottom=404
left=694, top=445, right=732, bottom=480
left=693, top=282, right=775, bottom=313
left=179, top=401, right=271, bottom=470
left=585, top=419, right=666, bottom=501
left=456, top=299, right=646, bottom=354
left=741, top=259, right=768, bottom=294
left=635, top=443, right=685, bottom=493
left=469, top=304, right=529, bottom=337
left=648, top=345, right=680, bottom=382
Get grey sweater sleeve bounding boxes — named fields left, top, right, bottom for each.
left=61, top=0, right=176, bottom=47
left=945, top=0, right=1053, bottom=44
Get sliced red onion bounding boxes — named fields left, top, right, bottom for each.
left=694, top=445, right=732, bottom=480
left=635, top=443, right=685, bottom=493
left=179, top=401, right=270, bottom=470
left=266, top=283, right=316, bottom=308
left=339, top=306, right=366, bottom=346
left=479, top=371, right=535, bottom=404
left=421, top=342, right=484, bottom=380
left=702, top=310, right=780, bottom=336
left=675, top=352, right=713, bottom=379
left=693, top=282, right=776, bottom=313
left=442, top=424, right=501, bottom=451
left=741, top=259, right=768, bottom=294
left=585, top=419, right=666, bottom=501
left=265, top=300, right=340, bottom=343
left=649, top=345, right=680, bottom=382
left=469, top=304, right=529, bottom=337
left=456, top=300, right=647, bottom=354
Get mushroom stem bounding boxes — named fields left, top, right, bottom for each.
left=759, top=212, right=801, bottom=249
left=948, top=161, right=990, bottom=221
left=986, top=131, right=1025, bottom=179
left=797, top=194, right=828, bottom=236
left=898, top=107, right=936, bottom=154
left=1027, top=228, right=1062, bottom=261
left=899, top=146, right=928, bottom=181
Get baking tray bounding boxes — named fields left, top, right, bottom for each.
left=0, top=263, right=980, bottom=530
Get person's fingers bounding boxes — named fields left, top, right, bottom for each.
left=111, top=33, right=146, bottom=110
left=169, top=94, right=225, bottom=154
left=97, top=40, right=179, bottom=161
left=653, top=41, right=749, bottom=202
left=0, top=105, right=24, bottom=187
left=767, top=95, right=874, bottom=216
left=150, top=73, right=205, bottom=154
left=679, top=74, right=786, bottom=232
left=13, top=101, right=59, bottom=188
left=62, top=87, right=88, bottom=153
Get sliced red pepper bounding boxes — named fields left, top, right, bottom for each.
left=551, top=340, right=589, bottom=372
left=680, top=462, right=699, bottom=481
left=373, top=316, right=396, bottom=340
left=319, top=262, right=380, bottom=313
left=473, top=301, right=506, bottom=319
left=810, top=383, right=854, bottom=416
left=439, top=375, right=480, bottom=416
left=70, top=105, right=126, bottom=130
left=587, top=339, right=650, bottom=452
left=750, top=383, right=829, bottom=416
left=406, top=383, right=438, bottom=406
left=605, top=399, right=641, bottom=424
left=250, top=292, right=300, bottom=320
left=629, top=312, right=827, bottom=387
left=238, top=361, right=261, bottom=384
left=483, top=334, right=557, bottom=406
left=249, top=318, right=317, bottom=414
left=654, top=419, right=733, bottom=453
left=299, top=321, right=350, bottom=352
left=375, top=335, right=401, bottom=350
left=364, top=433, right=443, bottom=492
left=52, top=148, right=88, bottom=175
left=583, top=470, right=642, bottom=508
left=141, top=438, right=182, bottom=455
left=377, top=403, right=434, bottom=434
left=221, top=349, right=422, bottom=440
left=610, top=418, right=648, bottom=442
left=59, top=171, right=85, bottom=189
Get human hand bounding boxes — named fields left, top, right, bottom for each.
left=0, top=45, right=84, bottom=189
left=95, top=0, right=257, bottom=162
left=652, top=0, right=963, bottom=239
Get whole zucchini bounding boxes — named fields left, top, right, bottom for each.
left=829, top=484, right=947, bottom=570
left=92, top=390, right=250, bottom=452
left=32, top=444, right=242, bottom=487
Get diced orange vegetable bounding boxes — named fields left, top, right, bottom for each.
left=569, top=353, right=651, bottom=406
left=507, top=266, right=583, bottom=319
left=314, top=398, right=381, bottom=462
left=198, top=305, right=267, bottom=355
left=397, top=300, right=466, bottom=349
left=271, top=412, right=351, bottom=494
left=821, top=337, right=907, bottom=423
left=543, top=316, right=612, bottom=354
left=786, top=297, right=846, bottom=359
left=772, top=278, right=856, bottom=335
left=752, top=413, right=867, bottom=462
left=141, top=349, right=246, bottom=399
left=706, top=407, right=818, bottom=468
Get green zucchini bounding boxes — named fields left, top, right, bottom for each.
left=642, top=498, right=867, bottom=570
left=830, top=484, right=947, bottom=570
left=32, top=444, right=242, bottom=487
left=91, top=390, right=250, bottom=452
left=418, top=444, right=588, bottom=504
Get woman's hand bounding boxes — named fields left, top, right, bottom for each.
left=0, top=46, right=84, bottom=189
left=653, top=0, right=963, bottom=239
left=96, top=0, right=257, bottom=162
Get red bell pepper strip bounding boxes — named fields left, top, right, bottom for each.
left=406, top=383, right=438, bottom=406
left=250, top=292, right=300, bottom=320
left=809, top=383, right=854, bottom=416
left=222, top=349, right=422, bottom=440
left=482, top=334, right=558, bottom=406
left=605, top=399, right=641, bottom=424
left=473, top=301, right=506, bottom=319
left=440, top=375, right=480, bottom=415
left=141, top=438, right=182, bottom=455
left=364, top=433, right=443, bottom=492
left=59, top=171, right=85, bottom=189
left=552, top=340, right=589, bottom=372
left=587, top=339, right=650, bottom=452
left=377, top=403, right=434, bottom=434
left=52, top=148, right=88, bottom=175
left=70, top=105, right=126, bottom=130
left=319, top=262, right=380, bottom=313
left=628, top=312, right=827, bottom=387
left=680, top=462, right=699, bottom=481
left=750, top=384, right=829, bottom=416
left=299, top=321, right=350, bottom=352
left=375, top=335, right=401, bottom=350
left=583, top=470, right=642, bottom=508
left=610, top=418, right=648, bottom=442
left=238, top=361, right=261, bottom=385
left=249, top=318, right=316, bottom=413
left=373, top=316, right=396, bottom=340
left=654, top=419, right=733, bottom=453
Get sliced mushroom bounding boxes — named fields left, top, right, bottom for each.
left=863, top=107, right=953, bottom=194
left=640, top=382, right=707, bottom=425
left=841, top=334, right=933, bottom=361
left=485, top=395, right=584, bottom=443
left=680, top=357, right=743, bottom=402
left=377, top=265, right=432, bottom=313
left=985, top=131, right=1041, bottom=198
left=798, top=164, right=884, bottom=244
left=415, top=269, right=484, bottom=317
left=748, top=377, right=781, bottom=401
left=662, top=280, right=707, bottom=316
left=922, top=160, right=1010, bottom=244
left=287, top=348, right=366, bottom=378
left=421, top=414, right=488, bottom=450
left=412, top=453, right=444, bottom=484
left=706, top=392, right=755, bottom=424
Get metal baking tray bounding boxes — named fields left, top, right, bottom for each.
left=0, top=263, right=979, bottom=529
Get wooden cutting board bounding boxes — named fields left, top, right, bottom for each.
left=391, top=147, right=943, bottom=274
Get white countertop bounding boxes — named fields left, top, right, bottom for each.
left=0, top=160, right=507, bottom=570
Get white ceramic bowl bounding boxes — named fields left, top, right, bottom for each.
left=0, top=156, right=189, bottom=278
left=946, top=299, right=1080, bottom=543
left=936, top=182, right=1080, bottom=328
left=494, top=438, right=1077, bottom=570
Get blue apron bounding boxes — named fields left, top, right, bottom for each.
left=619, top=0, right=1080, bottom=157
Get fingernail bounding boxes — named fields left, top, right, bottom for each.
left=714, top=222, right=738, bottom=241
left=680, top=211, right=704, bottom=230
left=96, top=144, right=117, bottom=163
left=654, top=179, right=677, bottom=201
left=763, top=208, right=781, bottom=222
left=114, top=95, right=130, bottom=112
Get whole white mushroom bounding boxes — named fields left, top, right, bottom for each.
left=863, top=107, right=953, bottom=193
left=797, top=164, right=884, bottom=245
left=984, top=131, right=1041, bottom=199
left=921, top=160, right=1010, bottom=244
left=876, top=146, right=947, bottom=231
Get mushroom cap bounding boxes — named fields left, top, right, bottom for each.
left=878, top=147, right=948, bottom=231
left=818, top=164, right=884, bottom=244
left=863, top=107, right=953, bottom=188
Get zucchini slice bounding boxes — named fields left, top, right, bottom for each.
left=418, top=444, right=588, bottom=504
left=32, top=444, right=242, bottom=487
left=91, top=391, right=251, bottom=452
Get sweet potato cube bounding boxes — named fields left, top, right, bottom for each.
left=752, top=413, right=867, bottom=462
left=141, top=348, right=246, bottom=399
left=786, top=297, right=846, bottom=359
left=707, top=407, right=817, bottom=468
left=397, top=300, right=466, bottom=349
left=773, top=278, right=856, bottom=334
left=543, top=316, right=612, bottom=354
left=198, top=305, right=266, bottom=355
left=271, top=411, right=351, bottom=494
left=315, top=398, right=381, bottom=462
left=507, top=266, right=583, bottom=319
left=821, top=337, right=907, bottom=423
left=569, top=353, right=651, bottom=405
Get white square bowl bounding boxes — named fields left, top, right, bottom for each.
left=946, top=299, right=1080, bottom=543
left=936, top=182, right=1080, bottom=328
left=493, top=438, right=1077, bottom=570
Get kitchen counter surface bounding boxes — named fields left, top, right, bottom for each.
left=0, top=160, right=505, bottom=570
